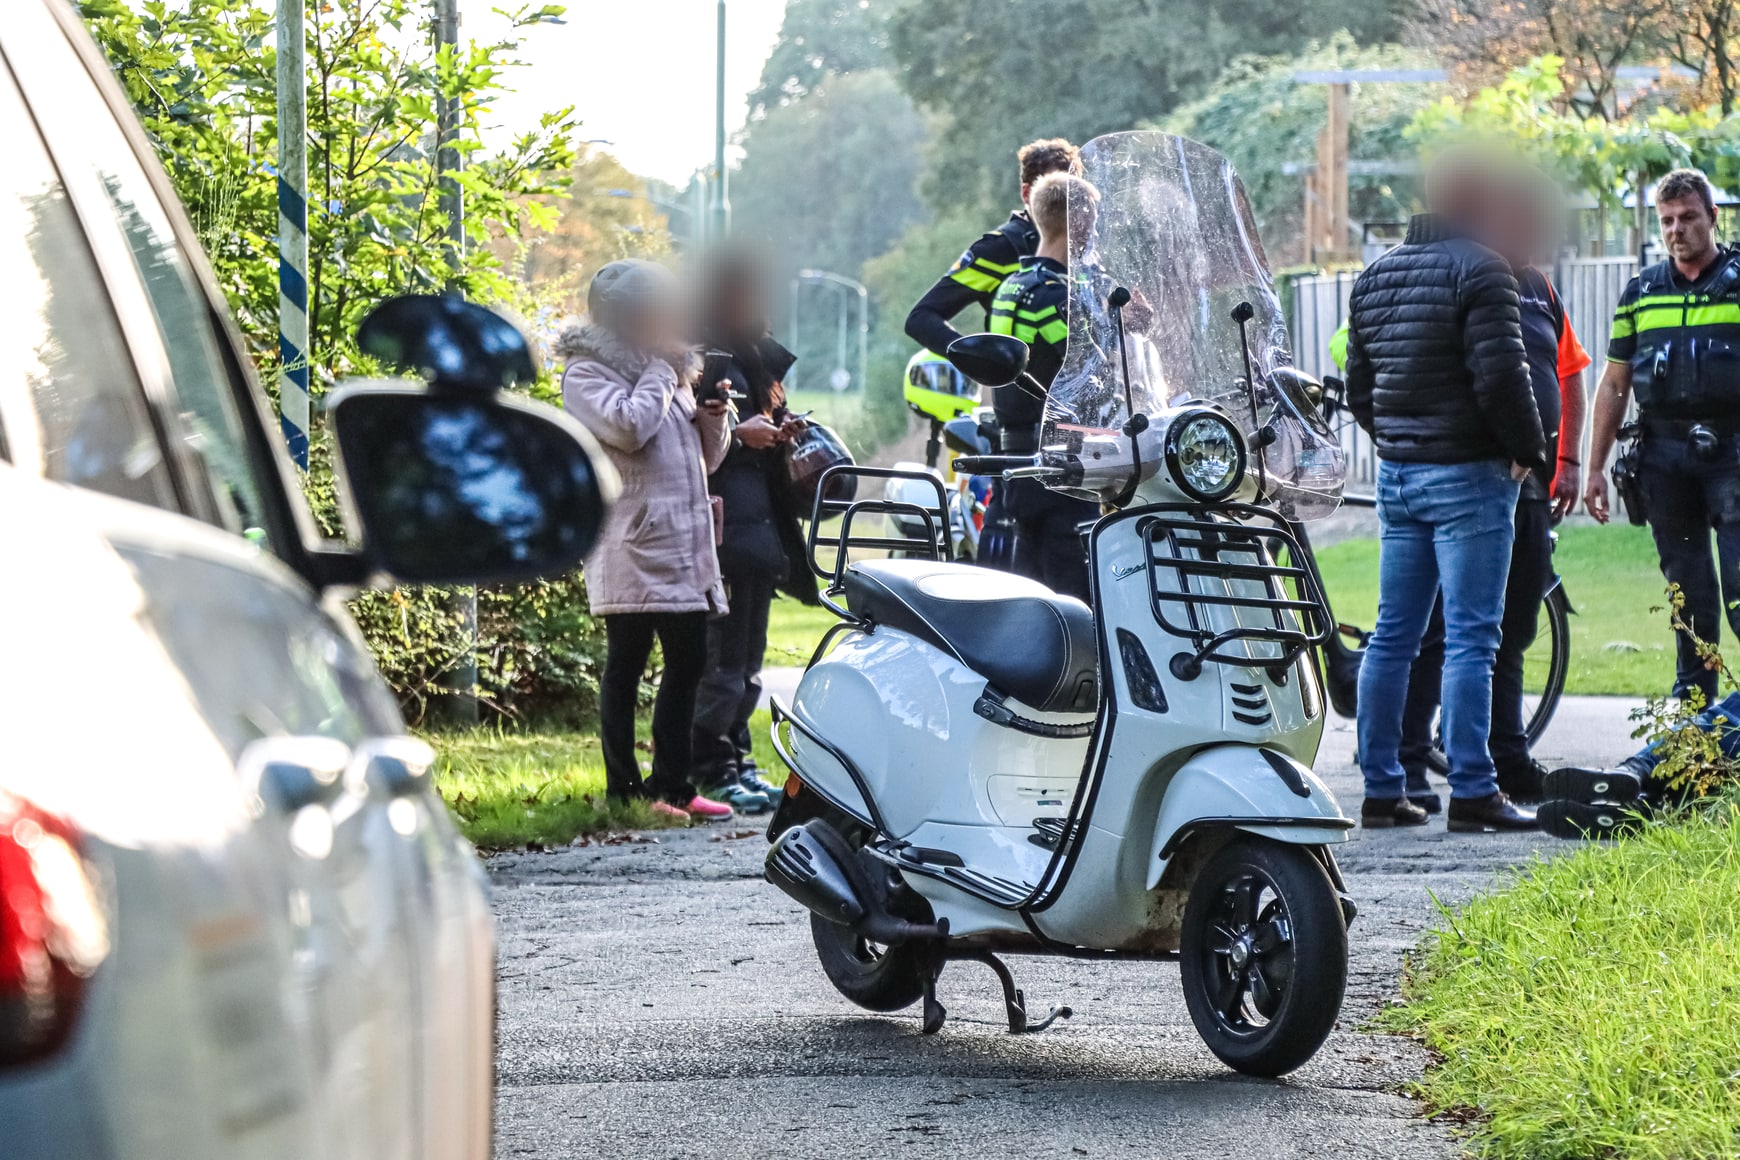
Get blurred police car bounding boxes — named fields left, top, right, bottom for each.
left=0, top=2, right=612, bottom=1156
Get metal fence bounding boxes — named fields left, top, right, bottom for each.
left=1285, top=256, right=1639, bottom=488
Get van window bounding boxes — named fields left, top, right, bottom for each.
left=0, top=63, right=174, bottom=510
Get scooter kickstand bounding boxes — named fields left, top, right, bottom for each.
left=966, top=952, right=1072, bottom=1034
left=919, top=954, right=947, bottom=1035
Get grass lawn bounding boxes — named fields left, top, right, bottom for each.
left=1384, top=798, right=1740, bottom=1159
left=428, top=711, right=785, bottom=850
left=1315, top=522, right=1687, bottom=697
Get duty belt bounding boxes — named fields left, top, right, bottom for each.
left=1640, top=414, right=1740, bottom=440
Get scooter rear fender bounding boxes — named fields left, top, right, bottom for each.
left=1146, top=745, right=1352, bottom=889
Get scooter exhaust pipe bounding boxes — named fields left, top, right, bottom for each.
left=765, top=820, right=948, bottom=944
left=766, top=821, right=864, bottom=926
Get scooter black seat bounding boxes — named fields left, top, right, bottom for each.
left=842, top=560, right=1097, bottom=713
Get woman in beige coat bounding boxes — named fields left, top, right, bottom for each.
left=558, top=260, right=734, bottom=822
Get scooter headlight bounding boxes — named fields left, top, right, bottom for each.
left=1165, top=410, right=1246, bottom=502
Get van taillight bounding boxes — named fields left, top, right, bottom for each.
left=0, top=792, right=107, bottom=1067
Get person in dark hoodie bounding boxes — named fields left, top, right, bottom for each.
left=1344, top=150, right=1548, bottom=835
left=690, top=248, right=821, bottom=812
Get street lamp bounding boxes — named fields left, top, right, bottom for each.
left=790, top=269, right=868, bottom=395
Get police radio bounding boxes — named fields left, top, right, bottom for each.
left=1611, top=422, right=1648, bottom=527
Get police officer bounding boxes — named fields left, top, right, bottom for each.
left=987, top=171, right=1099, bottom=602
left=904, top=138, right=1080, bottom=358
left=906, top=139, right=1079, bottom=571
left=1586, top=168, right=1740, bottom=705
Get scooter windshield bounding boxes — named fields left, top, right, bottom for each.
left=1042, top=132, right=1345, bottom=520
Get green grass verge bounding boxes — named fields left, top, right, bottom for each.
left=1314, top=522, right=1687, bottom=697
left=1383, top=799, right=1740, bottom=1159
left=427, top=712, right=785, bottom=850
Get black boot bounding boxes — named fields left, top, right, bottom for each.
left=1362, top=796, right=1430, bottom=829
left=1540, top=765, right=1645, bottom=805
left=1495, top=758, right=1548, bottom=805
left=1446, top=792, right=1537, bottom=833
left=1537, top=798, right=1646, bottom=840
left=1404, top=766, right=1442, bottom=814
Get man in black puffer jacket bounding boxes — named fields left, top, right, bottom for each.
left=1345, top=154, right=1548, bottom=835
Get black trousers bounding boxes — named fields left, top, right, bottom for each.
left=1400, top=496, right=1554, bottom=771
left=1006, top=477, right=1095, bottom=603
left=599, top=611, right=709, bottom=804
left=691, top=573, right=775, bottom=785
left=1638, top=431, right=1740, bottom=703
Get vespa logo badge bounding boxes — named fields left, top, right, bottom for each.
left=1111, top=560, right=1148, bottom=582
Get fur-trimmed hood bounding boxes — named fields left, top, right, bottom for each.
left=554, top=318, right=700, bottom=385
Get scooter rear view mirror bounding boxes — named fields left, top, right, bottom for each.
left=946, top=333, right=1028, bottom=388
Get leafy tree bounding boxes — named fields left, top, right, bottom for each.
left=748, top=0, right=893, bottom=115
left=511, top=149, right=673, bottom=315
left=734, top=70, right=928, bottom=285
left=1162, top=37, right=1439, bottom=262
left=887, top=0, right=1410, bottom=222
left=79, top=0, right=623, bottom=722
left=78, top=0, right=577, bottom=383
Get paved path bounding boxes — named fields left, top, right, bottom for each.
left=489, top=696, right=1640, bottom=1159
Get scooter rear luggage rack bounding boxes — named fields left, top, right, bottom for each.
left=1138, top=504, right=1332, bottom=678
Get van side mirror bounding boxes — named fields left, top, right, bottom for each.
left=945, top=333, right=1028, bottom=388
left=326, top=295, right=618, bottom=586
left=327, top=387, right=616, bottom=586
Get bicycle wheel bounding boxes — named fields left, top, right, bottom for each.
left=1521, top=582, right=1571, bottom=747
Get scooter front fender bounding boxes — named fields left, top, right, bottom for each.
left=1146, top=745, right=1352, bottom=889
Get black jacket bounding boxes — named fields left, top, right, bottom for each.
left=1345, top=215, right=1547, bottom=476
left=904, top=212, right=1039, bottom=357
left=703, top=334, right=822, bottom=605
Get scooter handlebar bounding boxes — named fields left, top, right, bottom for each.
left=950, top=454, right=1036, bottom=475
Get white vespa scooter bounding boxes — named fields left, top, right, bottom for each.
left=764, top=132, right=1354, bottom=1077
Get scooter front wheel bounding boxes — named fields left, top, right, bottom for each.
left=1179, top=837, right=1348, bottom=1077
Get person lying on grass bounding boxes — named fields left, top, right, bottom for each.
left=1541, top=690, right=1738, bottom=839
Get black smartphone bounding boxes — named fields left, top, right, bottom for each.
left=698, top=349, right=746, bottom=404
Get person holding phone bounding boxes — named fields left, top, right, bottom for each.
left=690, top=248, right=819, bottom=813
left=558, top=259, right=737, bottom=823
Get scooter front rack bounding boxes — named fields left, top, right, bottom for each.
left=1139, top=504, right=1333, bottom=679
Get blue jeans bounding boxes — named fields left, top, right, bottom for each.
left=1358, top=460, right=1520, bottom=800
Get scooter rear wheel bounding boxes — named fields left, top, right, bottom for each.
left=1179, top=837, right=1348, bottom=1077
left=811, top=914, right=927, bottom=1012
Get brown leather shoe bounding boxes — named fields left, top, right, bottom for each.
left=1362, top=795, right=1429, bottom=828
left=1446, top=791, right=1538, bottom=833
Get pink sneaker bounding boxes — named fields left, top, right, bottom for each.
left=683, top=795, right=735, bottom=822
left=648, top=801, right=691, bottom=823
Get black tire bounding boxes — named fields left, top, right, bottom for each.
left=1523, top=583, right=1571, bottom=748
left=810, top=914, right=927, bottom=1012
left=1179, top=838, right=1348, bottom=1077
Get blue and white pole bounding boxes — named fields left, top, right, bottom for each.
left=276, top=0, right=309, bottom=470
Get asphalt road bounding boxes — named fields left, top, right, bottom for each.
left=488, top=693, right=1640, bottom=1159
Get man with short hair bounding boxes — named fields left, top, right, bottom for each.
left=987, top=171, right=1099, bottom=600
left=904, top=138, right=1081, bottom=359
left=906, top=137, right=1079, bottom=570
left=1584, top=168, right=1740, bottom=706
left=1344, top=153, right=1546, bottom=833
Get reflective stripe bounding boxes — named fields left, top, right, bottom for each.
left=1037, top=319, right=1069, bottom=344
left=975, top=257, right=1020, bottom=276
left=951, top=266, right=1003, bottom=294
left=1611, top=315, right=1635, bottom=339
left=1688, top=303, right=1740, bottom=327
left=1016, top=304, right=1060, bottom=323
left=990, top=310, right=1015, bottom=337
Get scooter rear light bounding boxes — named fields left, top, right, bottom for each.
left=784, top=773, right=803, bottom=799
left=0, top=791, right=108, bottom=1068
